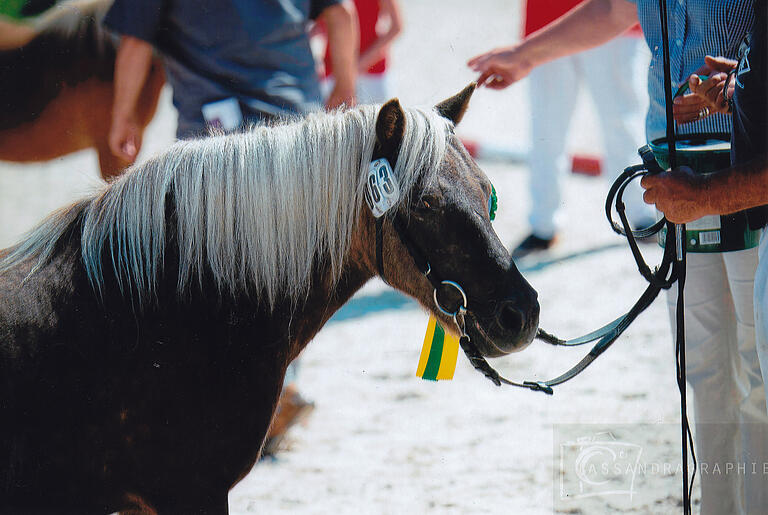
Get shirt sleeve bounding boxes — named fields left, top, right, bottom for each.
left=309, top=0, right=343, bottom=21
left=103, top=0, right=166, bottom=44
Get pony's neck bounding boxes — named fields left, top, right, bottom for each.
left=285, top=215, right=379, bottom=360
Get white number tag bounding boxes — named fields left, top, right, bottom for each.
left=364, top=158, right=400, bottom=218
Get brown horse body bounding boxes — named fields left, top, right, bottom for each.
left=0, top=13, right=164, bottom=180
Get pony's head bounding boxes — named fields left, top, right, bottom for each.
left=367, top=84, right=539, bottom=357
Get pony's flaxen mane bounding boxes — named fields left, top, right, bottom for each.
left=0, top=105, right=452, bottom=307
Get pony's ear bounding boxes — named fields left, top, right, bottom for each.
left=374, top=98, right=406, bottom=166
left=435, top=82, right=476, bottom=125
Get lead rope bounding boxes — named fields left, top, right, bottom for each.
left=658, top=0, right=696, bottom=510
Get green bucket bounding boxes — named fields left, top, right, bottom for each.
left=649, top=133, right=762, bottom=253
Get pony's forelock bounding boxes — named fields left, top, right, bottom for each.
left=6, top=104, right=450, bottom=307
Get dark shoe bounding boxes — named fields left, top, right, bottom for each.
left=262, top=384, right=315, bottom=457
left=511, top=233, right=556, bottom=259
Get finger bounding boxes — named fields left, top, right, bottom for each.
left=122, top=137, right=138, bottom=161
left=484, top=77, right=510, bottom=90
left=674, top=112, right=699, bottom=124
left=673, top=105, right=706, bottom=124
left=693, top=74, right=726, bottom=98
left=673, top=107, right=704, bottom=122
left=714, top=91, right=728, bottom=109
left=689, top=74, right=703, bottom=89
left=109, top=138, right=122, bottom=159
left=673, top=93, right=705, bottom=106
left=115, top=147, right=133, bottom=163
left=674, top=113, right=700, bottom=125
left=476, top=70, right=494, bottom=87
left=673, top=106, right=707, bottom=122
left=642, top=189, right=657, bottom=205
left=704, top=87, right=726, bottom=109
left=467, top=54, right=490, bottom=68
left=640, top=175, right=655, bottom=189
left=691, top=73, right=725, bottom=94
left=673, top=103, right=705, bottom=124
left=477, top=70, right=509, bottom=88
left=694, top=62, right=711, bottom=76
left=704, top=55, right=738, bottom=74
left=673, top=100, right=705, bottom=113
left=469, top=58, right=491, bottom=73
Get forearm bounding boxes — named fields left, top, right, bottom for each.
left=521, top=0, right=638, bottom=67
left=703, top=156, right=768, bottom=215
left=322, top=1, right=358, bottom=91
left=112, top=36, right=154, bottom=123
left=358, top=0, right=402, bottom=72
left=358, top=28, right=398, bottom=72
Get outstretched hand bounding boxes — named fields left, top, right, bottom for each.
left=673, top=56, right=738, bottom=124
left=467, top=45, right=534, bottom=89
left=640, top=166, right=710, bottom=223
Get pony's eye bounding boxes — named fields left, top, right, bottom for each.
left=415, top=196, right=435, bottom=214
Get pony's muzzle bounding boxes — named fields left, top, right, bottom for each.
left=496, top=293, right=539, bottom=349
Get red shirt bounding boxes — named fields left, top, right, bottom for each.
left=523, top=0, right=641, bottom=38
left=324, top=0, right=386, bottom=77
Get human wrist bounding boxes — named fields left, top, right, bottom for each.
left=517, top=37, right=549, bottom=69
left=333, top=75, right=355, bottom=93
left=111, top=109, right=137, bottom=126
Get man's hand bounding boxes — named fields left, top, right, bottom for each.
left=674, top=56, right=738, bottom=124
left=640, top=166, right=711, bottom=223
left=468, top=45, right=535, bottom=89
left=108, top=115, right=142, bottom=163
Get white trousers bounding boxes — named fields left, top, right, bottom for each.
left=527, top=37, right=653, bottom=238
left=667, top=248, right=768, bottom=515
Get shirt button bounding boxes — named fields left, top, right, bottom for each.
left=676, top=39, right=683, bottom=47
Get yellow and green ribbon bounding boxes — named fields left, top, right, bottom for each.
left=416, top=316, right=460, bottom=381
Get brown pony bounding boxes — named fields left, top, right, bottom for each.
left=0, top=3, right=164, bottom=180
left=0, top=85, right=539, bottom=514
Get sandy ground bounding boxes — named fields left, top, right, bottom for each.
left=0, top=0, right=700, bottom=513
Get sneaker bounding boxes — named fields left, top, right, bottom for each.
left=511, top=233, right=556, bottom=259
left=262, top=384, right=315, bottom=456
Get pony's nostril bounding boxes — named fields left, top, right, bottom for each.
left=498, top=303, right=524, bottom=334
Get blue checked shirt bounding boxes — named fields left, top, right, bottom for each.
left=628, top=0, right=755, bottom=141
